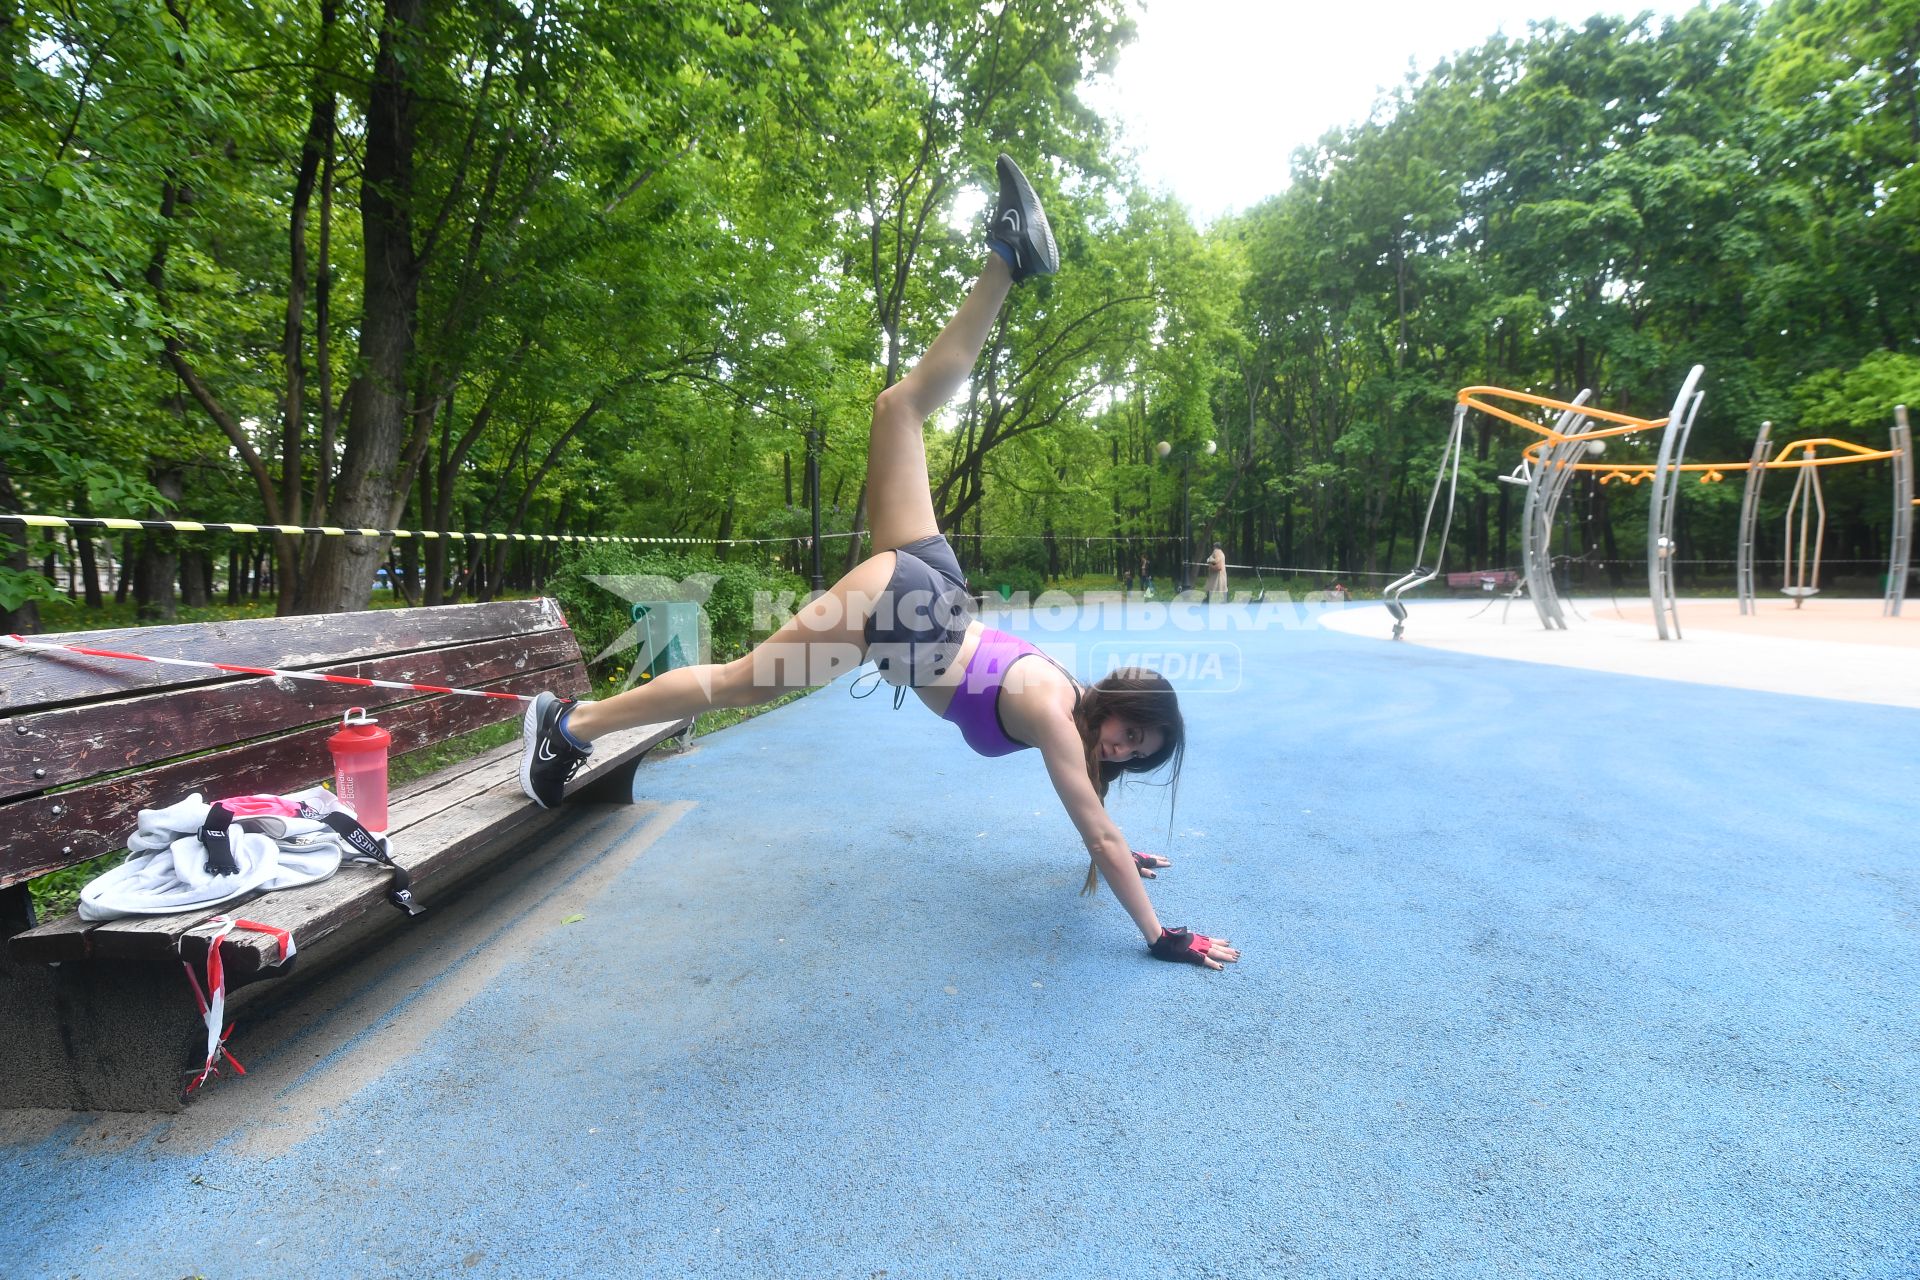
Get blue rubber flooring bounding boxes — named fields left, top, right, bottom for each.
left=4, top=601, right=1916, bottom=1278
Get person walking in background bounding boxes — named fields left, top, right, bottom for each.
left=1204, top=545, right=1228, bottom=601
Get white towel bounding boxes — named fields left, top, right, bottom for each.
left=128, top=794, right=212, bottom=853
left=78, top=787, right=388, bottom=921
left=80, top=832, right=284, bottom=920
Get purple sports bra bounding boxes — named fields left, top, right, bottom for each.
left=941, top=627, right=1076, bottom=757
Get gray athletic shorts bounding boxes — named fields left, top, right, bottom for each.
left=863, top=534, right=974, bottom=687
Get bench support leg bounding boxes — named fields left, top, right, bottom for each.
left=0, top=884, right=33, bottom=937
left=570, top=741, right=670, bottom=805
left=1, top=944, right=209, bottom=1113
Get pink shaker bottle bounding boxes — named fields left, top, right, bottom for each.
left=326, top=707, right=392, bottom=831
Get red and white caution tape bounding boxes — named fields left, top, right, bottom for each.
left=182, top=916, right=295, bottom=1094
left=2, top=633, right=533, bottom=703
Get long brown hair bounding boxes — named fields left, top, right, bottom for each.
left=1071, top=667, right=1185, bottom=894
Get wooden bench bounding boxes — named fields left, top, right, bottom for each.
left=0, top=598, right=689, bottom=1112
left=1444, top=570, right=1519, bottom=592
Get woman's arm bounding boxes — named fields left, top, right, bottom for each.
left=1033, top=731, right=1163, bottom=941
left=1007, top=674, right=1240, bottom=971
left=1031, top=736, right=1238, bottom=971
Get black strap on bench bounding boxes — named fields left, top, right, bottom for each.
left=316, top=811, right=424, bottom=918
left=199, top=804, right=244, bottom=877
left=196, top=800, right=423, bottom=917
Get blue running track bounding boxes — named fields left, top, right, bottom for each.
left=3, top=602, right=1914, bottom=1278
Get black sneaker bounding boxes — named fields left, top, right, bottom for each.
left=519, top=691, right=590, bottom=809
left=987, top=153, right=1059, bottom=282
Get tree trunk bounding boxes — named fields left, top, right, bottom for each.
left=315, top=74, right=340, bottom=527
left=274, top=38, right=335, bottom=614
left=180, top=548, right=212, bottom=607
left=76, top=524, right=100, bottom=608
left=136, top=467, right=185, bottom=623
left=134, top=541, right=176, bottom=623
left=1281, top=490, right=1294, bottom=569
left=1384, top=464, right=1408, bottom=571
left=1470, top=419, right=1491, bottom=566
left=1496, top=482, right=1511, bottom=570
left=1600, top=485, right=1623, bottom=588
left=115, top=534, right=133, bottom=605
left=843, top=485, right=870, bottom=573
left=399, top=530, right=420, bottom=603
left=426, top=343, right=523, bottom=605
left=298, top=0, right=425, bottom=614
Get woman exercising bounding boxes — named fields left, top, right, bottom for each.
left=519, top=156, right=1238, bottom=972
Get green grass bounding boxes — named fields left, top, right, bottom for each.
left=386, top=717, right=524, bottom=788
left=24, top=855, right=119, bottom=921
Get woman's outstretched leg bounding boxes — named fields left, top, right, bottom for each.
left=863, top=255, right=1011, bottom=553
left=518, top=553, right=899, bottom=807
left=865, top=155, right=1057, bottom=553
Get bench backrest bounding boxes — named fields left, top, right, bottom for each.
left=0, top=599, right=586, bottom=892
left=1444, top=570, right=1518, bottom=589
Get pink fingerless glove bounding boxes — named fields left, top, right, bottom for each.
left=1148, top=925, right=1214, bottom=966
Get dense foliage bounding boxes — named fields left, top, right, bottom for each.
left=2, top=0, right=1914, bottom=627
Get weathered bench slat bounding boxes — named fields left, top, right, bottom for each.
left=9, top=717, right=684, bottom=973
left=0, top=661, right=585, bottom=889
left=0, top=598, right=570, bottom=711
left=0, top=629, right=582, bottom=800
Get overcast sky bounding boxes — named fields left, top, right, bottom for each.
left=1079, top=0, right=1717, bottom=223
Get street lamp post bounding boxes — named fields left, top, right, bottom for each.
left=1156, top=438, right=1216, bottom=593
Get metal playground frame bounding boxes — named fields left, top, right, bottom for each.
left=1384, top=369, right=1914, bottom=640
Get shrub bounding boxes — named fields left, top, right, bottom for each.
left=546, top=544, right=806, bottom=672
left=979, top=537, right=1049, bottom=599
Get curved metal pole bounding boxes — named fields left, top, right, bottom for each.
left=1522, top=391, right=1594, bottom=631
left=1647, top=365, right=1706, bottom=640
left=1665, top=388, right=1705, bottom=634
left=1500, top=458, right=1539, bottom=618
left=1384, top=402, right=1468, bottom=639
left=1522, top=453, right=1557, bottom=629
left=1736, top=422, right=1771, bottom=615
left=1536, top=400, right=1599, bottom=630
left=1886, top=407, right=1912, bottom=617
left=1781, top=451, right=1820, bottom=606
left=1810, top=451, right=1828, bottom=602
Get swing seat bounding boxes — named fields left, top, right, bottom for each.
left=1780, top=586, right=1820, bottom=597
